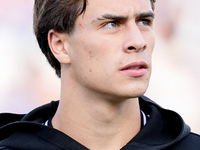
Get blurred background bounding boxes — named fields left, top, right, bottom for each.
left=0, top=0, right=200, bottom=134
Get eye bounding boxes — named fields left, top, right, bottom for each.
left=102, top=21, right=119, bottom=29
left=138, top=19, right=153, bottom=26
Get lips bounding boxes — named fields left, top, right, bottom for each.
left=121, top=61, right=148, bottom=77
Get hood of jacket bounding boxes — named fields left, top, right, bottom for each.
left=0, top=96, right=191, bottom=150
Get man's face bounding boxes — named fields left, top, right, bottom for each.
left=66, top=0, right=155, bottom=101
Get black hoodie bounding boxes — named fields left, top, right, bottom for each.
left=0, top=96, right=200, bottom=150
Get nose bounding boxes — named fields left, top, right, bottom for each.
left=123, top=25, right=147, bottom=53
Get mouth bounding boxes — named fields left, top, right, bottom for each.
left=125, top=66, right=146, bottom=70
left=121, top=61, right=148, bottom=77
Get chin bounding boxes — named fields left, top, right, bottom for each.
left=115, top=89, right=147, bottom=100
left=129, top=85, right=149, bottom=98
left=107, top=82, right=149, bottom=100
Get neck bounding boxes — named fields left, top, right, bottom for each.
left=52, top=75, right=141, bottom=150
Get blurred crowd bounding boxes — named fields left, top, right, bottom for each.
left=0, top=0, right=60, bottom=113
left=0, top=0, right=200, bottom=134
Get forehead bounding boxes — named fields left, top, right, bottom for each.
left=84, top=0, right=153, bottom=16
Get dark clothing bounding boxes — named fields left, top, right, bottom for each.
left=0, top=96, right=200, bottom=150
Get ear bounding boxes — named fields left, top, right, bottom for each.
left=48, top=29, right=71, bottom=64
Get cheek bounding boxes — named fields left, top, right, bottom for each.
left=72, top=42, right=101, bottom=74
left=78, top=36, right=107, bottom=61
left=148, top=31, right=155, bottom=51
left=144, top=32, right=155, bottom=58
left=70, top=31, right=119, bottom=77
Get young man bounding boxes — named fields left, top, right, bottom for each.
left=0, top=0, right=200, bottom=149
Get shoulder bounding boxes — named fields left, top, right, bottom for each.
left=0, top=113, right=25, bottom=127
left=167, top=132, right=200, bottom=150
left=0, top=146, right=12, bottom=150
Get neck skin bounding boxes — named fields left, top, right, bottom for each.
left=52, top=72, right=141, bottom=150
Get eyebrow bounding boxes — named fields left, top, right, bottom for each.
left=96, top=14, right=128, bottom=21
left=92, top=11, right=155, bottom=24
left=136, top=11, right=155, bottom=20
left=91, top=14, right=128, bottom=24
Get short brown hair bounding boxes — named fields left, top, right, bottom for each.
left=33, top=0, right=156, bottom=77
